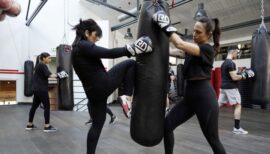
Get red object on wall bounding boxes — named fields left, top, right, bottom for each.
left=214, top=67, right=221, bottom=98
left=0, top=69, right=24, bottom=74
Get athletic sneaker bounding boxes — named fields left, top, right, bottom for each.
left=43, top=125, right=58, bottom=133
left=232, top=127, right=248, bottom=135
left=118, top=96, right=131, bottom=118
left=109, top=115, right=117, bottom=124
left=85, top=119, right=93, bottom=125
left=25, top=124, right=37, bottom=130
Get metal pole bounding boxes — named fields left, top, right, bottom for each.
left=26, top=0, right=48, bottom=26
left=25, top=0, right=31, bottom=20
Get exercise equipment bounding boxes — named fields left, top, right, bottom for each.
left=250, top=26, right=270, bottom=105
left=56, top=44, right=74, bottom=110
left=131, top=0, right=169, bottom=146
left=24, top=60, right=34, bottom=97
left=250, top=0, right=270, bottom=105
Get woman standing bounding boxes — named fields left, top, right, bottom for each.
left=153, top=11, right=226, bottom=154
left=26, top=52, right=67, bottom=132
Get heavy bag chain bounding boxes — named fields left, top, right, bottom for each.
left=260, top=0, right=266, bottom=29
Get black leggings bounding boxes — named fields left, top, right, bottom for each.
left=28, top=91, right=50, bottom=124
left=87, top=102, right=114, bottom=118
left=164, top=80, right=226, bottom=154
left=86, top=59, right=135, bottom=154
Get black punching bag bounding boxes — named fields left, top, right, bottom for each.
left=130, top=0, right=169, bottom=146
left=250, top=27, right=270, bottom=105
left=57, top=44, right=74, bottom=110
left=24, top=60, right=34, bottom=97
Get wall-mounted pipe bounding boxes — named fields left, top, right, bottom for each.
left=26, top=0, right=48, bottom=26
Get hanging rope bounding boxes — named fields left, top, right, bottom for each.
left=7, top=18, right=21, bottom=68
left=27, top=25, right=31, bottom=60
left=61, top=0, right=68, bottom=44
left=260, top=0, right=266, bottom=29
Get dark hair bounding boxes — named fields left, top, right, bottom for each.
left=227, top=45, right=239, bottom=53
left=72, top=19, right=102, bottom=47
left=198, top=17, right=221, bottom=56
left=227, top=45, right=238, bottom=52
left=35, top=52, right=50, bottom=69
left=39, top=52, right=50, bottom=61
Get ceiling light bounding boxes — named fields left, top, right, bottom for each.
left=194, top=3, right=207, bottom=21
left=124, top=28, right=133, bottom=39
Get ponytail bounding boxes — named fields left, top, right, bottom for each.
left=34, top=52, right=50, bottom=69
left=34, top=55, right=40, bottom=70
left=198, top=17, right=221, bottom=56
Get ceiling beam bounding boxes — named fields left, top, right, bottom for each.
left=221, top=16, right=270, bottom=32
left=111, top=19, right=138, bottom=31
left=111, top=0, right=192, bottom=31
left=26, top=0, right=48, bottom=26
left=85, top=0, right=137, bottom=18
left=182, top=16, right=270, bottom=40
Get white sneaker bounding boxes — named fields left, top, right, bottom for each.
left=118, top=96, right=131, bottom=118
left=232, top=127, right=248, bottom=135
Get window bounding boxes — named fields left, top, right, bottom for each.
left=215, top=41, right=252, bottom=61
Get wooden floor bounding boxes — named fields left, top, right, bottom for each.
left=0, top=105, right=270, bottom=154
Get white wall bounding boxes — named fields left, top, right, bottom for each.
left=0, top=0, right=111, bottom=103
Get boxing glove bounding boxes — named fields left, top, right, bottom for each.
left=126, top=36, right=153, bottom=56
left=152, top=10, right=177, bottom=37
left=241, top=68, right=255, bottom=79
left=57, top=71, right=69, bottom=79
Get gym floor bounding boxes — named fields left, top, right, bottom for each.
left=0, top=105, right=269, bottom=154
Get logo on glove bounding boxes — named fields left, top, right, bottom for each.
left=153, top=11, right=170, bottom=28
left=57, top=71, right=69, bottom=79
left=135, top=40, right=148, bottom=52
